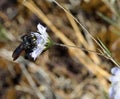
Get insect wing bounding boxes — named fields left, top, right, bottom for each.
left=12, top=43, right=24, bottom=61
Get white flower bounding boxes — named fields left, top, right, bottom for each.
left=37, top=23, right=48, bottom=41
left=109, top=67, right=120, bottom=99
left=12, top=23, right=53, bottom=61
left=28, top=24, right=50, bottom=60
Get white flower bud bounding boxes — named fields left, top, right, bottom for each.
left=109, top=67, right=120, bottom=99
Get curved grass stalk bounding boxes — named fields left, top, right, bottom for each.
left=53, top=0, right=120, bottom=67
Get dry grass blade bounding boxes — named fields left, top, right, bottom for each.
left=102, top=0, right=118, bottom=16
left=65, top=10, right=88, bottom=46
left=65, top=9, right=100, bottom=64
left=52, top=0, right=117, bottom=60
left=15, top=85, right=34, bottom=95
left=52, top=0, right=101, bottom=47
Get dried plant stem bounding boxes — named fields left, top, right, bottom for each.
left=54, top=42, right=104, bottom=57
left=52, top=0, right=101, bottom=48
left=53, top=0, right=120, bottom=68
left=65, top=11, right=88, bottom=46
left=102, top=0, right=118, bottom=16
left=65, top=9, right=100, bottom=64
left=110, top=58, right=120, bottom=68
left=15, top=85, right=34, bottom=95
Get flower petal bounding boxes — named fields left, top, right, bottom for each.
left=110, top=76, right=120, bottom=84
left=109, top=86, right=115, bottom=98
left=37, top=24, right=47, bottom=36
left=111, top=67, right=120, bottom=75
left=29, top=46, right=45, bottom=60
left=114, top=88, right=120, bottom=99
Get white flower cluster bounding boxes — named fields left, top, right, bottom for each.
left=109, top=67, right=120, bottom=99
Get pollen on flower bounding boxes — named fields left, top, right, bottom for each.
left=12, top=23, right=53, bottom=61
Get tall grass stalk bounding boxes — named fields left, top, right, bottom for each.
left=52, top=0, right=120, bottom=68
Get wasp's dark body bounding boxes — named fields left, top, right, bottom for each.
left=12, top=43, right=24, bottom=61
left=12, top=33, right=39, bottom=61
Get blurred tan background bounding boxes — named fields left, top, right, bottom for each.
left=0, top=0, right=120, bottom=99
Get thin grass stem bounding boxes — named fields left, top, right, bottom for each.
left=53, top=0, right=120, bottom=67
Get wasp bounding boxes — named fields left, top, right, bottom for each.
left=12, top=32, right=39, bottom=61
left=12, top=23, right=53, bottom=61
